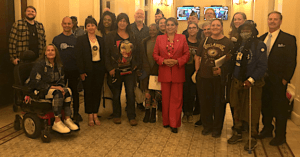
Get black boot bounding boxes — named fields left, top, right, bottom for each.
left=143, top=109, right=150, bottom=123
left=150, top=108, right=156, bottom=123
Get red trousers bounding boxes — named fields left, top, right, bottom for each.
left=161, top=82, right=183, bottom=128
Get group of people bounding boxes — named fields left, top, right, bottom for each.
left=9, top=5, right=297, bottom=151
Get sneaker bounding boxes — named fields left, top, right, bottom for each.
left=52, top=121, right=71, bottom=133
left=228, top=132, right=242, bottom=144
left=182, top=115, right=187, bottom=123
left=244, top=138, right=258, bottom=151
left=195, top=120, right=202, bottom=127
left=129, top=119, right=138, bottom=126
left=187, top=116, right=193, bottom=123
left=64, top=118, right=79, bottom=131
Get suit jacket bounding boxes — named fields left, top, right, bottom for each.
left=259, top=30, right=297, bottom=83
left=152, top=34, right=190, bottom=83
left=141, top=36, right=159, bottom=76
left=75, top=34, right=105, bottom=74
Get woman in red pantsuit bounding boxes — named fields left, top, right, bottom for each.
left=153, top=17, right=190, bottom=133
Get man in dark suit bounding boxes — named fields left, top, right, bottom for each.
left=258, top=11, right=297, bottom=146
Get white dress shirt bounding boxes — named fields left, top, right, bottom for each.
left=264, top=29, right=280, bottom=52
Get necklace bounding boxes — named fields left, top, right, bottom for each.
left=166, top=38, right=174, bottom=55
left=90, top=38, right=97, bottom=43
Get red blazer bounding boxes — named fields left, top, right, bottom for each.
left=153, top=34, right=190, bottom=83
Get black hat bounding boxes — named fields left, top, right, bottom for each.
left=155, top=8, right=164, bottom=16
left=70, top=16, right=78, bottom=21
left=238, top=20, right=259, bottom=37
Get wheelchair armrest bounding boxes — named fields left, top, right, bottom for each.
left=12, top=85, right=32, bottom=93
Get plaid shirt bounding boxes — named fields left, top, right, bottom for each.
left=9, top=19, right=46, bottom=62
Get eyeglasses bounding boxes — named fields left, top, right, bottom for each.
left=188, top=27, right=197, bottom=30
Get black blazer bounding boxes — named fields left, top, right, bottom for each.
left=75, top=34, right=105, bottom=74
left=259, top=30, right=297, bottom=83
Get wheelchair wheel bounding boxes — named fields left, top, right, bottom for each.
left=41, top=129, right=51, bottom=143
left=23, top=113, right=41, bottom=139
left=14, top=115, right=22, bottom=131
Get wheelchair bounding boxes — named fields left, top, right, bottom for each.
left=13, top=50, right=78, bottom=143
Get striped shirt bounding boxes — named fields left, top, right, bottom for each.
left=9, top=19, right=46, bottom=63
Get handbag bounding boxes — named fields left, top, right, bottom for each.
left=134, top=86, right=144, bottom=104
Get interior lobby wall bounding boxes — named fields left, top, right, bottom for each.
left=175, top=0, right=232, bottom=35
left=281, top=0, right=300, bottom=125
left=13, top=0, right=300, bottom=125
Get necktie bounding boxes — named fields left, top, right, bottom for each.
left=266, top=34, right=272, bottom=57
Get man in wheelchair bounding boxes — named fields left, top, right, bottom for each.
left=26, top=44, right=79, bottom=133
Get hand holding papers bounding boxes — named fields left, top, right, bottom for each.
left=212, top=55, right=226, bottom=76
left=214, top=55, right=226, bottom=68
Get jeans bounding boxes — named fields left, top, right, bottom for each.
left=110, top=71, right=136, bottom=120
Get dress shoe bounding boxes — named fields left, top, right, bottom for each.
left=195, top=120, right=202, bottom=127
left=163, top=125, right=170, bottom=128
left=212, top=131, right=221, bottom=138
left=72, top=113, right=83, bottom=122
left=269, top=137, right=286, bottom=146
left=113, top=118, right=121, bottom=124
left=202, top=129, right=212, bottom=135
left=257, top=129, right=273, bottom=139
left=171, top=127, right=178, bottom=133
left=129, top=119, right=138, bottom=126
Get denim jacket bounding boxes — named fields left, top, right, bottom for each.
left=27, top=57, right=65, bottom=96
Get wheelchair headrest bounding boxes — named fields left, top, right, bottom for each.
left=20, top=50, right=37, bottom=63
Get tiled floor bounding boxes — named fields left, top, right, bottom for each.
left=0, top=85, right=300, bottom=157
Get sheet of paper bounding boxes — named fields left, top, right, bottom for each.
left=215, top=55, right=226, bottom=68
left=148, top=75, right=161, bottom=90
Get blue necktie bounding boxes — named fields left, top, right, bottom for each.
left=266, top=34, right=272, bottom=57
